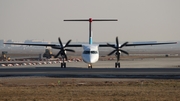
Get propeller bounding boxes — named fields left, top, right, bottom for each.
left=54, top=37, right=75, bottom=60
left=107, top=37, right=129, bottom=61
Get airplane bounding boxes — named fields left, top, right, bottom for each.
left=4, top=18, right=177, bottom=68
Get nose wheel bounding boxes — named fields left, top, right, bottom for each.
left=88, top=64, right=92, bottom=69
left=115, top=62, right=120, bottom=68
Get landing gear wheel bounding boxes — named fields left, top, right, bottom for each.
left=115, top=63, right=117, bottom=68
left=115, top=62, right=120, bottom=68
left=88, top=64, right=92, bottom=69
left=118, top=62, right=120, bottom=68
left=61, top=63, right=66, bottom=68
left=64, top=63, right=66, bottom=68
left=61, top=63, right=63, bottom=68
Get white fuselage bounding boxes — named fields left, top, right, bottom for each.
left=82, top=44, right=99, bottom=64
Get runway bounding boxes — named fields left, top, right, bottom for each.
left=0, top=58, right=180, bottom=79
left=0, top=67, right=180, bottom=79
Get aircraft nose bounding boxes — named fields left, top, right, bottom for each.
left=83, top=56, right=91, bottom=63
left=83, top=54, right=98, bottom=63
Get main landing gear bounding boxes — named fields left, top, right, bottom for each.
left=115, top=62, right=120, bottom=68
left=61, top=62, right=66, bottom=68
left=88, top=64, right=92, bottom=69
left=60, top=57, right=66, bottom=68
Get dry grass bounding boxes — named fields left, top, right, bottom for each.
left=0, top=78, right=180, bottom=101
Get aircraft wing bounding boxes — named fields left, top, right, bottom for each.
left=4, top=41, right=177, bottom=48
left=4, top=43, right=57, bottom=47
left=125, top=42, right=177, bottom=47
left=4, top=43, right=82, bottom=49
left=99, top=42, right=177, bottom=47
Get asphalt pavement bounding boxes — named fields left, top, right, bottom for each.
left=0, top=58, right=180, bottom=79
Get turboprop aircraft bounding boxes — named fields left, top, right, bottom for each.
left=4, top=18, right=177, bottom=68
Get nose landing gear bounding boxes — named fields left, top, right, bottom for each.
left=88, top=64, right=92, bottom=68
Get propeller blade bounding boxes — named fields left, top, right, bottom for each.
left=107, top=43, right=116, bottom=49
left=120, top=42, right=128, bottom=48
left=56, top=37, right=76, bottom=61
left=55, top=51, right=61, bottom=58
left=120, top=49, right=129, bottom=55
left=64, top=39, right=72, bottom=48
left=58, top=37, right=63, bottom=48
left=107, top=50, right=116, bottom=56
left=107, top=37, right=129, bottom=61
left=116, top=37, right=119, bottom=48
left=65, top=49, right=75, bottom=52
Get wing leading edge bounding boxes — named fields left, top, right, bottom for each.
left=4, top=43, right=82, bottom=49
left=99, top=42, right=177, bottom=47
left=4, top=42, right=177, bottom=48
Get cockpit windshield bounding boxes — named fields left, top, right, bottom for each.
left=83, top=51, right=98, bottom=54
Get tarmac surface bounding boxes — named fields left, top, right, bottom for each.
left=0, top=58, right=180, bottom=79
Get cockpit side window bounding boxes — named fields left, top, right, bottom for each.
left=91, top=51, right=97, bottom=54
left=83, top=51, right=98, bottom=54
left=83, top=51, right=90, bottom=54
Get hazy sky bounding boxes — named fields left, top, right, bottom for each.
left=0, top=0, right=180, bottom=42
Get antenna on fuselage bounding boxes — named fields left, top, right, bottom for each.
left=64, top=18, right=118, bottom=44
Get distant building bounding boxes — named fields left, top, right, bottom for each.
left=24, top=39, right=50, bottom=49
left=4, top=39, right=13, bottom=47
left=24, top=39, right=50, bottom=44
left=0, top=40, right=4, bottom=48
